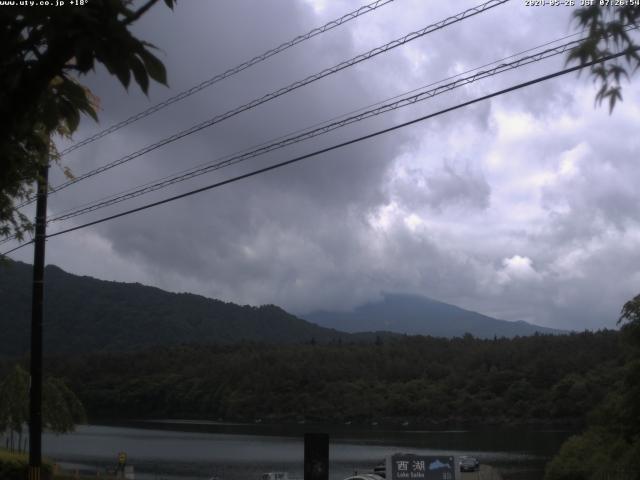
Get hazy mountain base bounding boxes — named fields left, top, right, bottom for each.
left=305, top=293, right=562, bottom=338
left=1, top=331, right=622, bottom=428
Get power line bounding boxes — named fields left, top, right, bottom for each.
left=0, top=29, right=579, bottom=248
left=6, top=27, right=618, bottom=250
left=1, top=49, right=627, bottom=258
left=46, top=36, right=585, bottom=224
left=0, top=26, right=594, bottom=238
left=59, top=0, right=397, bottom=157
left=1, top=240, right=33, bottom=255
left=2, top=28, right=591, bottom=239
left=18, top=0, right=509, bottom=208
left=12, top=25, right=625, bottom=240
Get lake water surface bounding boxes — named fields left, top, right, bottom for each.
left=41, top=422, right=572, bottom=480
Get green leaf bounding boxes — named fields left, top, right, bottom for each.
left=74, top=41, right=96, bottom=72
left=139, top=47, right=167, bottom=86
left=112, top=57, right=132, bottom=89
left=591, top=64, right=607, bottom=80
left=607, top=64, right=628, bottom=83
left=608, top=87, right=622, bottom=114
left=59, top=99, right=80, bottom=132
left=130, top=54, right=149, bottom=94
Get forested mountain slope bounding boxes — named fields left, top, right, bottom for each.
left=0, top=261, right=356, bottom=355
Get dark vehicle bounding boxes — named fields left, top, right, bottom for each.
left=459, top=456, right=479, bottom=472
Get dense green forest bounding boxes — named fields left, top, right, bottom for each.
left=1, top=330, right=623, bottom=427
left=544, top=295, right=640, bottom=479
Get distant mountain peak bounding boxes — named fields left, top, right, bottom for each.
left=303, top=292, right=562, bottom=338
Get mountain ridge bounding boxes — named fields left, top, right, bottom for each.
left=1, top=261, right=560, bottom=357
left=303, top=292, right=562, bottom=338
left=0, top=260, right=360, bottom=356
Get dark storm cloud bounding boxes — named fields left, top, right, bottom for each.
left=6, top=0, right=638, bottom=331
left=391, top=158, right=491, bottom=211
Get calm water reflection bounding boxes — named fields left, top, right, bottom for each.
left=41, top=422, right=572, bottom=480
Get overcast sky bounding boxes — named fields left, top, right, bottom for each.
left=8, top=0, right=640, bottom=330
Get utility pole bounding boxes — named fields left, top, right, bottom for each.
left=29, top=162, right=49, bottom=480
left=304, top=433, right=329, bottom=480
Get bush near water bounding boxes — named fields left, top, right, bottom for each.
left=0, top=449, right=53, bottom=480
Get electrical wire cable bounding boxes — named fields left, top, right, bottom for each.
left=59, top=0, right=397, bottom=157
left=46, top=36, right=587, bottom=224
left=1, top=241, right=33, bottom=255
left=0, top=29, right=584, bottom=248
left=2, top=26, right=633, bottom=246
left=1, top=27, right=593, bottom=241
left=17, top=0, right=509, bottom=209
left=1, top=49, right=629, bottom=258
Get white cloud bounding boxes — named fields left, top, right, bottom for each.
left=498, top=255, right=541, bottom=284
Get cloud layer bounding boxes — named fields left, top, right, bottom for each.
left=8, top=0, right=640, bottom=330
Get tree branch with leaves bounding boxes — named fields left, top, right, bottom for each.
left=567, top=5, right=640, bottom=112
left=0, top=0, right=176, bottom=241
left=0, top=366, right=86, bottom=452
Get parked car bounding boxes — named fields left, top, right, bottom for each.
left=459, top=456, right=479, bottom=472
left=343, top=474, right=385, bottom=480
